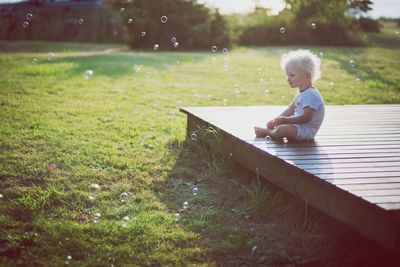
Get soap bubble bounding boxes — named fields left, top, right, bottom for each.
left=183, top=201, right=189, bottom=209
left=133, top=64, right=141, bottom=72
left=173, top=42, right=179, bottom=48
left=84, top=69, right=94, bottom=79
left=90, top=183, right=101, bottom=190
left=78, top=19, right=84, bottom=25
left=32, top=58, right=37, bottom=64
left=349, top=59, right=356, bottom=68
left=153, top=44, right=159, bottom=50
left=234, top=84, right=240, bottom=95
left=192, top=187, right=198, bottom=196
left=211, top=45, right=218, bottom=53
left=171, top=37, right=177, bottom=43
left=265, top=135, right=271, bottom=141
left=141, top=31, right=146, bottom=37
left=190, top=133, right=197, bottom=141
left=160, top=16, right=168, bottom=23
left=311, top=22, right=317, bottom=30
left=120, top=8, right=125, bottom=13
left=280, top=27, right=286, bottom=33
left=251, top=245, right=258, bottom=256
left=47, top=52, right=55, bottom=61
left=222, top=48, right=228, bottom=54
left=22, top=21, right=29, bottom=28
left=174, top=213, right=180, bottom=221
left=128, top=18, right=133, bottom=24
left=26, top=13, right=33, bottom=20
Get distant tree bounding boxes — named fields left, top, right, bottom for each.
left=358, top=17, right=381, bottom=32
left=288, top=0, right=364, bottom=45
left=104, top=0, right=231, bottom=50
left=347, top=0, right=373, bottom=16
left=238, top=0, right=371, bottom=46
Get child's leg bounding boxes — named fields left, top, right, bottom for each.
left=254, top=126, right=272, bottom=137
left=271, top=125, right=298, bottom=140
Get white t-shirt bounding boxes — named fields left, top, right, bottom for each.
left=292, top=87, right=325, bottom=138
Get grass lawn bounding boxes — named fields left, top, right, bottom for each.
left=1, top=26, right=400, bottom=266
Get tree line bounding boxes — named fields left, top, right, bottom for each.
left=0, top=0, right=384, bottom=49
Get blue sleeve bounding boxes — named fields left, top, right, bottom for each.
left=302, top=91, right=322, bottom=110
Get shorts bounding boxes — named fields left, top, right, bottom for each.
left=293, top=124, right=316, bottom=141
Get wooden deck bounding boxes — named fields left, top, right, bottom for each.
left=180, top=105, right=400, bottom=250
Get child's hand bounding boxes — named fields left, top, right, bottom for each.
left=269, top=116, right=286, bottom=128
left=274, top=116, right=285, bottom=126
left=266, top=120, right=275, bottom=129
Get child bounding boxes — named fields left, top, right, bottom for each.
left=254, top=49, right=324, bottom=141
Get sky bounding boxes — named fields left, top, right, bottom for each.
left=0, top=0, right=399, bottom=18
left=199, top=0, right=399, bottom=18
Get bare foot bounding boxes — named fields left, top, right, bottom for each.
left=254, top=127, right=270, bottom=137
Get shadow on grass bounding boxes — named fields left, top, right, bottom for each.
left=155, top=128, right=400, bottom=266
left=321, top=48, right=399, bottom=94
left=0, top=40, right=124, bottom=53
left=47, top=51, right=209, bottom=79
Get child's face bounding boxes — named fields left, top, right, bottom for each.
left=285, top=62, right=311, bottom=89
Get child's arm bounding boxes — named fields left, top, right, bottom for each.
left=267, top=101, right=295, bottom=129
left=274, top=107, right=314, bottom=126
left=279, top=101, right=295, bottom=117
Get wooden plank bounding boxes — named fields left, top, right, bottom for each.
left=326, top=177, right=400, bottom=185
left=279, top=153, right=400, bottom=161
left=337, top=183, right=400, bottom=191
left=362, top=195, right=400, bottom=204
left=301, top=161, right=400, bottom=171
left=306, top=166, right=400, bottom=175
left=272, top=149, right=400, bottom=157
left=248, top=140, right=400, bottom=149
left=277, top=150, right=400, bottom=158
left=281, top=157, right=400, bottom=166
left=319, top=172, right=400, bottom=179
left=350, top=189, right=400, bottom=197
left=251, top=137, right=400, bottom=144
left=261, top=144, right=400, bottom=151
left=376, top=203, right=400, bottom=210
